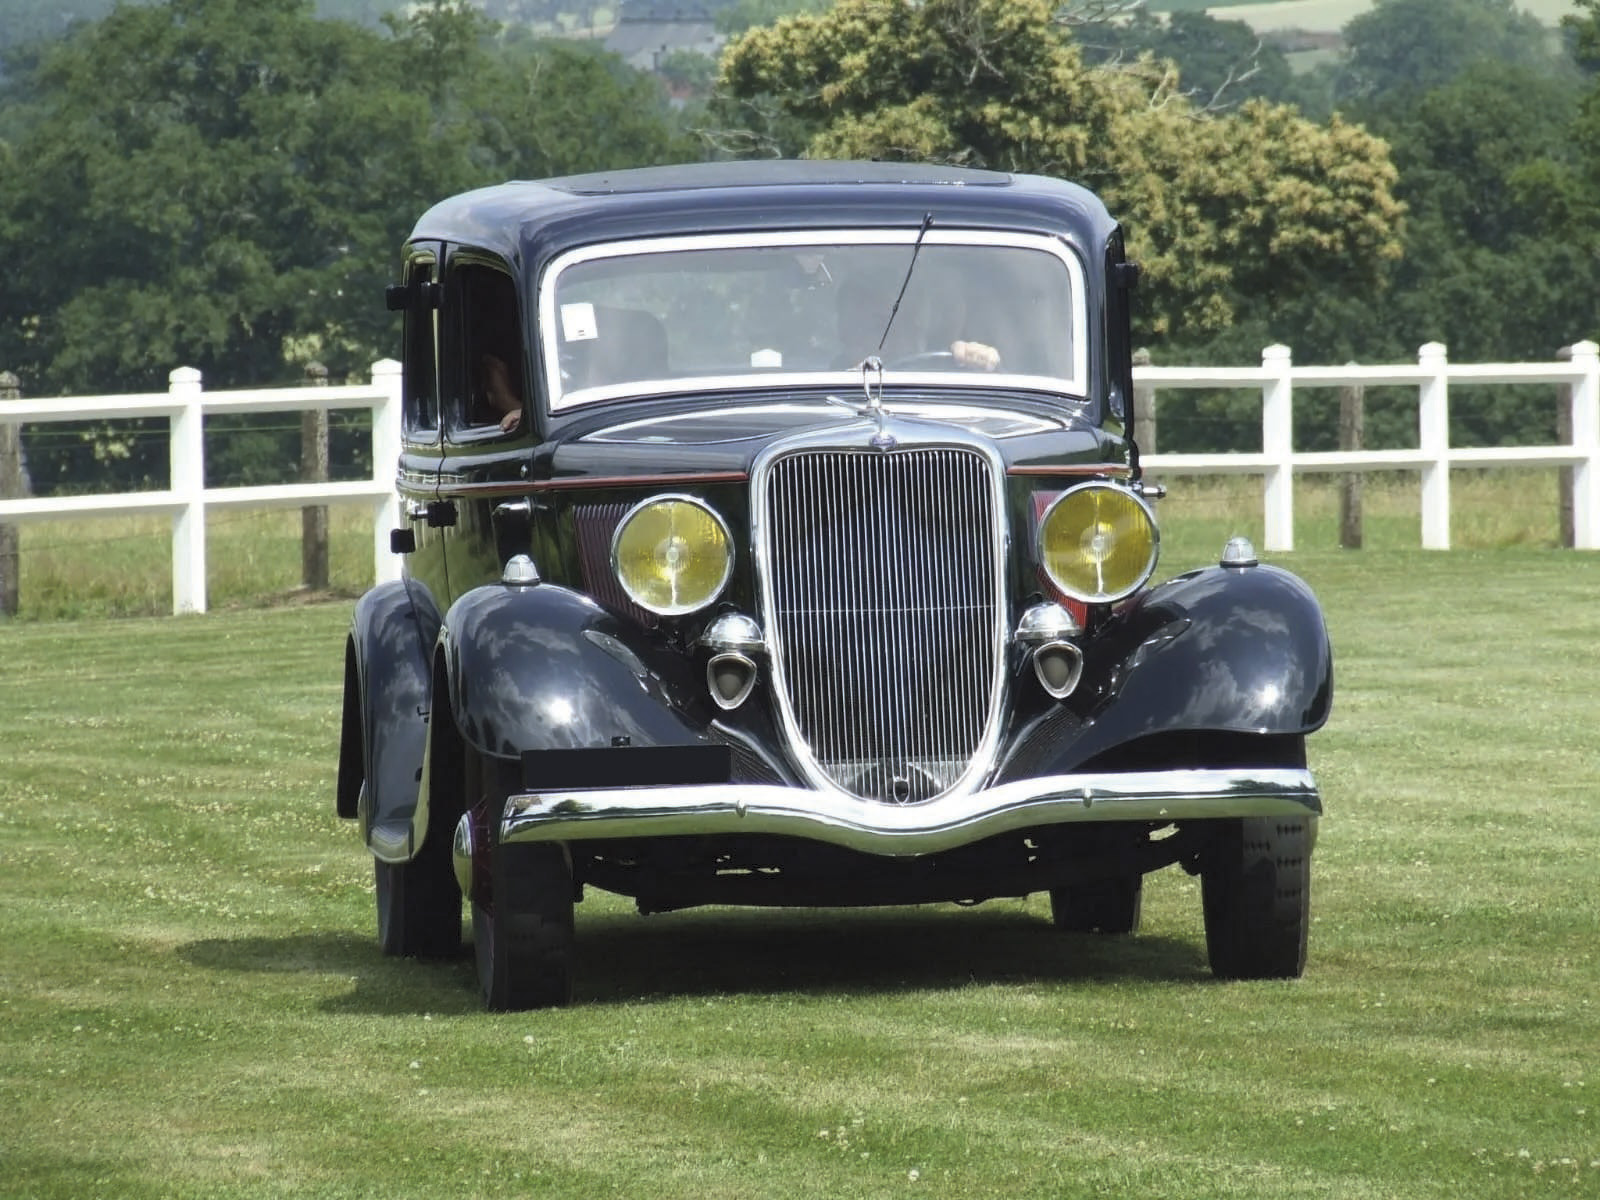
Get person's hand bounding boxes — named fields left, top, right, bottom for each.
left=482, top=354, right=522, bottom=432
left=951, top=340, right=1000, bottom=371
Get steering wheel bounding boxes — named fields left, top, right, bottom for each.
left=883, top=350, right=956, bottom=370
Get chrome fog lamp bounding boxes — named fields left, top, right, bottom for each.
left=707, top=653, right=759, bottom=710
left=1016, top=602, right=1084, bottom=701
left=1016, top=601, right=1083, bottom=644
left=1032, top=642, right=1084, bottom=700
left=700, top=612, right=766, bottom=655
left=702, top=613, right=765, bottom=711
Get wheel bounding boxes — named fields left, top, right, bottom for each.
left=468, top=750, right=575, bottom=1010
left=1049, top=875, right=1143, bottom=934
left=1201, top=817, right=1313, bottom=980
left=372, top=772, right=462, bottom=958
left=375, top=834, right=462, bottom=958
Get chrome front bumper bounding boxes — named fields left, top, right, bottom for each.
left=501, top=767, right=1321, bottom=858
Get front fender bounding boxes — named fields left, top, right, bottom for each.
left=437, top=582, right=714, bottom=763
left=338, top=579, right=442, bottom=852
left=1004, top=563, right=1333, bottom=777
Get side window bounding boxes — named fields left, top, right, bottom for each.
left=448, top=261, right=524, bottom=436
left=401, top=257, right=440, bottom=440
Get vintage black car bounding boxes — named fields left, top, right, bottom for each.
left=336, top=160, right=1332, bottom=1009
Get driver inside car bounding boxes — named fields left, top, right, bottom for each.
left=832, top=272, right=1001, bottom=371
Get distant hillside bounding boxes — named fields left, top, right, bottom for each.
left=1148, top=0, right=1578, bottom=34
left=0, top=0, right=406, bottom=55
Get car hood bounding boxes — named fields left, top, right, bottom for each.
left=541, top=395, right=1123, bottom=480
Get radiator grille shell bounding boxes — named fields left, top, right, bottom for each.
left=756, top=436, right=1008, bottom=804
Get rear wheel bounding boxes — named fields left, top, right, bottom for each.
left=468, top=751, right=575, bottom=1010
left=1049, top=876, right=1143, bottom=934
left=1201, top=817, right=1312, bottom=980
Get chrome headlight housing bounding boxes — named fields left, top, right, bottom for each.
left=611, top=495, right=734, bottom=616
left=1037, top=482, right=1159, bottom=604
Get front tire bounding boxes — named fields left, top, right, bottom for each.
left=1201, top=817, right=1313, bottom=980
left=468, top=751, right=575, bottom=1010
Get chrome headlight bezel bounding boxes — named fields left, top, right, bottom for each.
left=1036, top=481, right=1160, bottom=604
left=610, top=493, right=734, bottom=617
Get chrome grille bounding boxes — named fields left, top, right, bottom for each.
left=762, top=446, right=1004, bottom=803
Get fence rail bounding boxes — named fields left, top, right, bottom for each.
left=1137, top=341, right=1600, bottom=553
left=0, top=361, right=403, bottom=614
left=1, top=343, right=1596, bottom=616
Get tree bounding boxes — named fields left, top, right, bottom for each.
left=0, top=0, right=691, bottom=489
left=717, top=0, right=1403, bottom=344
left=0, top=0, right=691, bottom=393
left=1075, top=10, right=1297, bottom=111
left=1337, top=0, right=1554, bottom=104
left=714, top=0, right=831, bottom=36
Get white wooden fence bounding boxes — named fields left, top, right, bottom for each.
left=1138, top=341, right=1600, bottom=553
left=0, top=360, right=403, bottom=614
left=0, top=343, right=1595, bottom=616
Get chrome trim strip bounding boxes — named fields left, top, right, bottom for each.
left=539, top=228, right=1090, bottom=411
left=500, top=768, right=1322, bottom=858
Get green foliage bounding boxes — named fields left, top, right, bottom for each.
left=713, top=0, right=831, bottom=36
left=1339, top=0, right=1554, bottom=103
left=0, top=0, right=691, bottom=492
left=1075, top=10, right=1297, bottom=110
left=717, top=0, right=1403, bottom=345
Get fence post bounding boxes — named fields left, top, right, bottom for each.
left=0, top=370, right=22, bottom=618
left=169, top=366, right=207, bottom=614
left=1558, top=345, right=1576, bottom=548
left=1262, top=343, right=1294, bottom=552
left=1566, top=339, right=1600, bottom=550
left=370, top=358, right=404, bottom=586
left=300, top=362, right=330, bottom=591
left=1132, top=347, right=1156, bottom=455
left=1418, top=341, right=1450, bottom=550
left=1339, top=365, right=1364, bottom=550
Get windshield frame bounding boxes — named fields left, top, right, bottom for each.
left=537, top=228, right=1090, bottom=414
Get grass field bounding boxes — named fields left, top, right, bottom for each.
left=2, top=492, right=1599, bottom=1198
left=6, top=10, right=1596, bottom=1191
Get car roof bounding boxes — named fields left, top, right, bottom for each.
left=408, top=160, right=1118, bottom=268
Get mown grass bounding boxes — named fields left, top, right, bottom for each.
left=8, top=506, right=376, bottom=620
left=2, top=486, right=1598, bottom=1198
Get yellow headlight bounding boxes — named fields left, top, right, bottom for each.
left=612, top=496, right=733, bottom=616
left=1038, top=483, right=1158, bottom=603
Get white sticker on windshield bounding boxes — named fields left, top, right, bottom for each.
left=561, top=302, right=598, bottom=342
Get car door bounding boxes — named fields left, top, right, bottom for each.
left=394, top=247, right=452, bottom=607
left=436, top=250, right=535, bottom=605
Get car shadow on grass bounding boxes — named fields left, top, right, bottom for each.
left=570, top=905, right=1211, bottom=1004
left=178, top=930, right=482, bottom=1016
left=179, top=907, right=1210, bottom=1014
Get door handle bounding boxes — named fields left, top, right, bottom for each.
left=407, top=499, right=457, bottom=528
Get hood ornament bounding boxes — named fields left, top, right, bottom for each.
left=861, top=356, right=895, bottom=448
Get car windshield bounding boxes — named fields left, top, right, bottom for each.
left=539, top=230, right=1088, bottom=412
